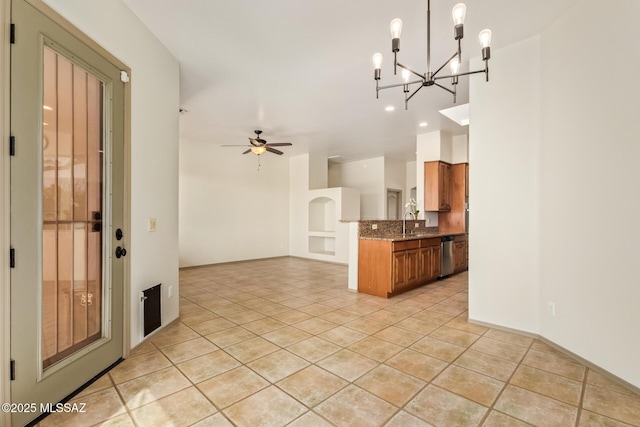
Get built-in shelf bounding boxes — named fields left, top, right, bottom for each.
left=308, top=231, right=335, bottom=238
left=304, top=188, right=359, bottom=260
left=308, top=197, right=336, bottom=233
left=308, top=236, right=335, bottom=256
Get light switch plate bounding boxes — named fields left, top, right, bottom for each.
left=372, top=224, right=377, bottom=230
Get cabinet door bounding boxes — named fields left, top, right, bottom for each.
left=440, top=162, right=452, bottom=210
left=392, top=251, right=406, bottom=290
left=432, top=247, right=441, bottom=278
left=419, top=247, right=431, bottom=282
left=465, top=163, right=469, bottom=198
left=406, top=249, right=419, bottom=286
left=454, top=241, right=466, bottom=272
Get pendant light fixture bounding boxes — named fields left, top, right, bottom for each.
left=372, top=1, right=492, bottom=110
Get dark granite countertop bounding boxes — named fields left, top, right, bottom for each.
left=359, top=231, right=467, bottom=241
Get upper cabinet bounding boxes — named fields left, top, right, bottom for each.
left=424, top=161, right=452, bottom=211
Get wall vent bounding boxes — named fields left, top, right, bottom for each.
left=142, top=284, right=161, bottom=337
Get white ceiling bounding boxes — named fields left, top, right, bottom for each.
left=122, top=0, right=578, bottom=162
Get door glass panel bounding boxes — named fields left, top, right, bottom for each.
left=42, top=46, right=104, bottom=369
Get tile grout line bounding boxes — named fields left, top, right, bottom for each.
left=575, top=366, right=589, bottom=427
left=62, top=264, right=638, bottom=427
left=476, top=336, right=536, bottom=426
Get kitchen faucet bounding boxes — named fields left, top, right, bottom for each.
left=402, top=211, right=415, bottom=236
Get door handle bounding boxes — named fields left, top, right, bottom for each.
left=115, top=246, right=127, bottom=258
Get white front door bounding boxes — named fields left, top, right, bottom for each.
left=10, top=1, right=126, bottom=425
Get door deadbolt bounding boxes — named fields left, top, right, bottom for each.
left=115, top=246, right=127, bottom=258
left=115, top=228, right=123, bottom=240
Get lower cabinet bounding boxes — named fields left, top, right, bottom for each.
left=359, top=237, right=441, bottom=298
left=453, top=235, right=468, bottom=273
left=392, top=247, right=419, bottom=293
left=419, top=243, right=441, bottom=283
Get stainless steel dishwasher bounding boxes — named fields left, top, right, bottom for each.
left=439, top=236, right=455, bottom=278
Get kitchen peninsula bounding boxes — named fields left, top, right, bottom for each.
left=357, top=220, right=467, bottom=298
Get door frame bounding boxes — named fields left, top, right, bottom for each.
left=0, top=1, right=131, bottom=424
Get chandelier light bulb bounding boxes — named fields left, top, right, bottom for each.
left=372, top=53, right=383, bottom=70
left=452, top=3, right=467, bottom=26
left=402, top=68, right=411, bottom=83
left=371, top=1, right=491, bottom=108
left=390, top=18, right=403, bottom=39
left=450, top=58, right=460, bottom=74
left=479, top=29, right=492, bottom=48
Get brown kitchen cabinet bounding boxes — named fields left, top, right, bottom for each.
left=424, top=161, right=452, bottom=211
left=359, top=237, right=440, bottom=298
left=393, top=246, right=419, bottom=292
left=453, top=234, right=468, bottom=273
left=419, top=239, right=441, bottom=282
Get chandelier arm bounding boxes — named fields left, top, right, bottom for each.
left=431, top=51, right=460, bottom=79
left=396, top=62, right=426, bottom=80
left=434, top=67, right=488, bottom=80
left=406, top=84, right=425, bottom=102
left=378, top=80, right=423, bottom=91
left=433, top=82, right=456, bottom=96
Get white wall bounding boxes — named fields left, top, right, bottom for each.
left=289, top=154, right=358, bottom=264
left=470, top=0, right=640, bottom=388
left=179, top=141, right=289, bottom=266
left=468, top=36, right=541, bottom=334
left=384, top=157, right=407, bottom=218
left=416, top=131, right=444, bottom=226
left=331, top=157, right=385, bottom=219
left=40, top=0, right=180, bottom=347
left=538, top=0, right=640, bottom=387
left=309, top=154, right=328, bottom=190
left=452, top=134, right=468, bottom=164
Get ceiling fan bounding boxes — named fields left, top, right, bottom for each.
left=222, top=130, right=292, bottom=155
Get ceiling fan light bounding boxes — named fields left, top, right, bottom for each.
left=251, top=146, right=266, bottom=155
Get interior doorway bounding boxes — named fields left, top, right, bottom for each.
left=386, top=189, right=402, bottom=220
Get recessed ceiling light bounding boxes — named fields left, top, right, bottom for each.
left=419, top=122, right=428, bottom=127
left=385, top=106, right=395, bottom=112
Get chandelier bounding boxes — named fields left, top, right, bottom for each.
left=372, top=1, right=492, bottom=110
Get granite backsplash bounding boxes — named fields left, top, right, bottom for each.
left=358, top=220, right=438, bottom=238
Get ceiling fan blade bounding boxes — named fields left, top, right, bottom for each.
left=265, top=142, right=292, bottom=147
left=242, top=149, right=252, bottom=154
left=266, top=147, right=284, bottom=155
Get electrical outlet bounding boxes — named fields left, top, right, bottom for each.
left=415, top=223, right=419, bottom=228
left=372, top=224, right=377, bottom=230
left=168, top=285, right=173, bottom=298
left=148, top=218, right=157, bottom=232
left=548, top=302, right=556, bottom=316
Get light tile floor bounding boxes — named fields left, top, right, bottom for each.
left=39, top=257, right=640, bottom=427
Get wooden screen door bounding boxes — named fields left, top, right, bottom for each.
left=10, top=1, right=126, bottom=425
